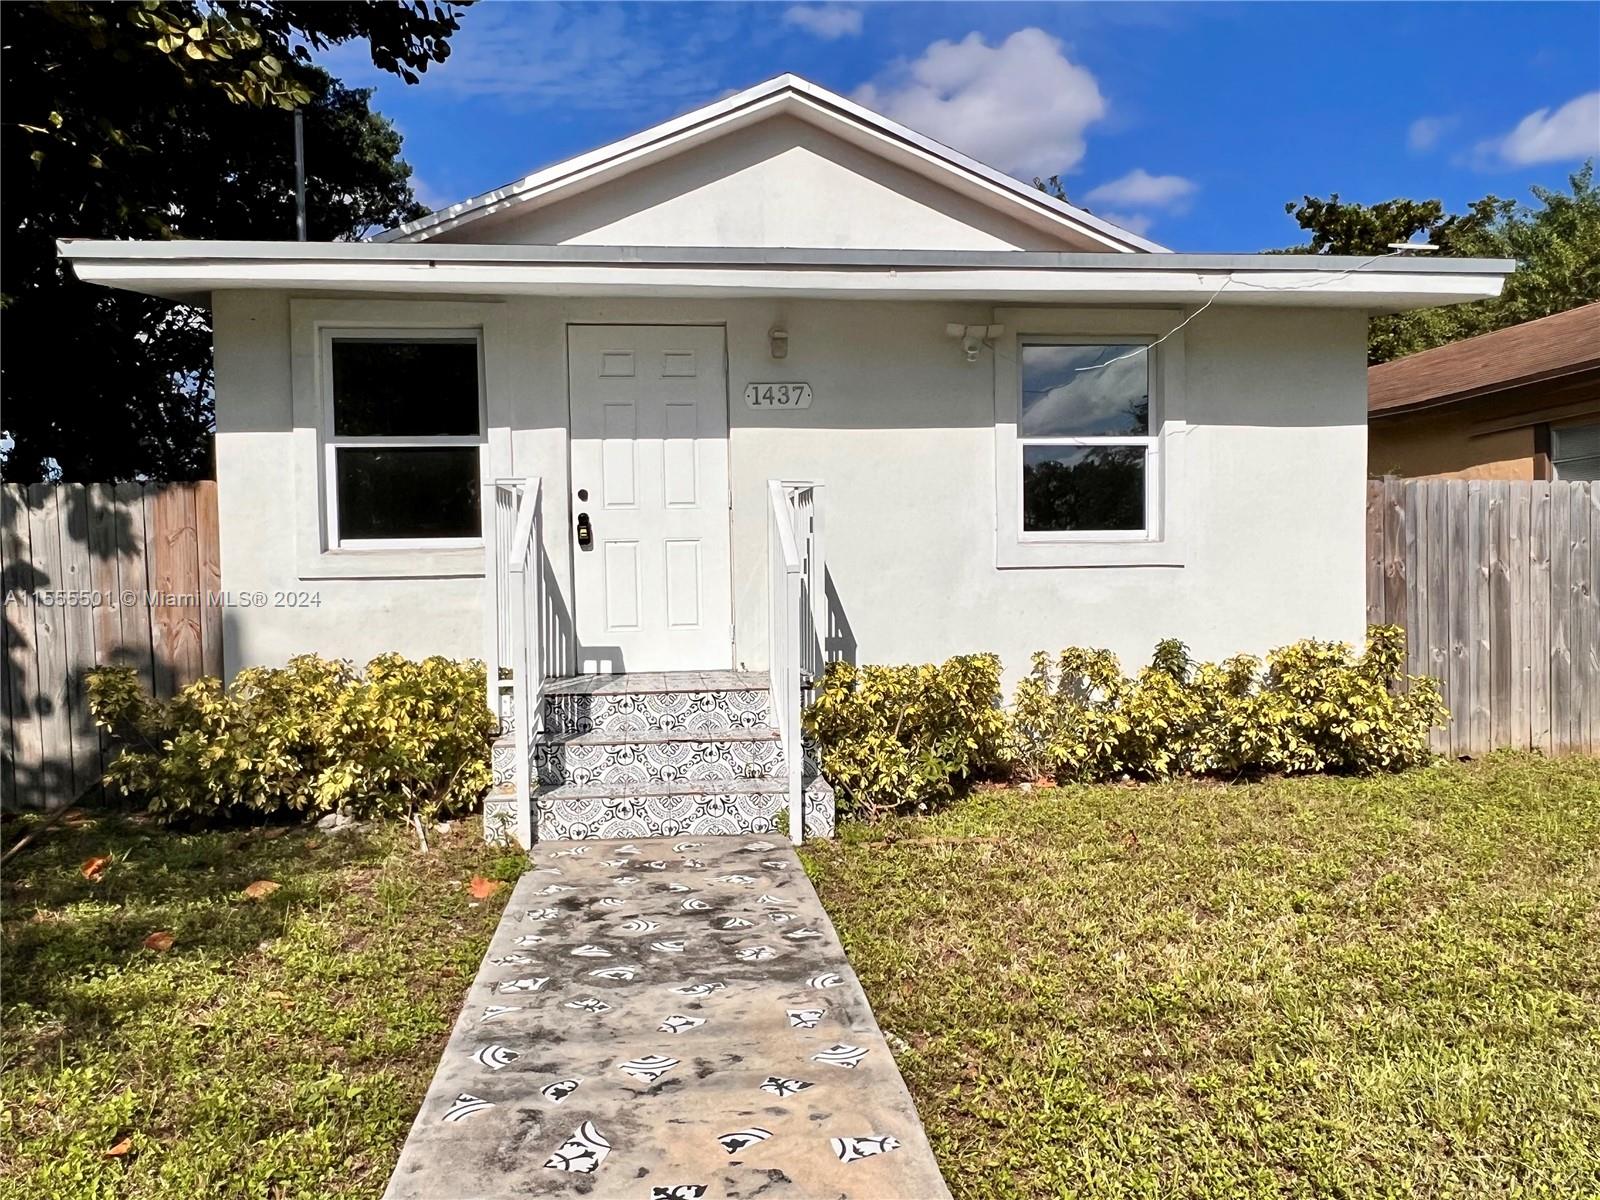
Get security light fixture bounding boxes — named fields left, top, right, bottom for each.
left=946, top=323, right=1005, bottom=363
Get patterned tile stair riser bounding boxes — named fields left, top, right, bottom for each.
left=534, top=733, right=785, bottom=787
left=534, top=779, right=836, bottom=841
left=542, top=687, right=773, bottom=736
left=382, top=835, right=949, bottom=1200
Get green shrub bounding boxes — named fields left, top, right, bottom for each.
left=1012, top=625, right=1446, bottom=783
left=88, top=654, right=497, bottom=824
left=802, top=654, right=1010, bottom=818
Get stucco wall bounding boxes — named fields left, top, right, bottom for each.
left=1369, top=411, right=1535, bottom=480
left=212, top=293, right=1368, bottom=686
left=430, top=117, right=1083, bottom=252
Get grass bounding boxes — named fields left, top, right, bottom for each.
left=801, top=754, right=1600, bottom=1200
left=0, top=813, right=521, bottom=1199
left=5, top=757, right=1597, bottom=1199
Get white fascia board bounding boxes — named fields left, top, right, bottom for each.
left=65, top=257, right=1508, bottom=311
left=373, top=73, right=1164, bottom=253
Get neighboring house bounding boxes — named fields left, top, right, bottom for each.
left=59, top=75, right=1510, bottom=844
left=1369, top=302, right=1600, bottom=480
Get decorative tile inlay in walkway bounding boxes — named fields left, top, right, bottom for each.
left=383, top=836, right=951, bottom=1200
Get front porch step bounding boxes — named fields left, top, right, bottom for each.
left=534, top=725, right=783, bottom=787
left=542, top=671, right=771, bottom=735
left=533, top=776, right=791, bottom=840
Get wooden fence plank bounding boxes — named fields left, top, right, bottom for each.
left=1426, top=480, right=1451, bottom=753
left=26, top=484, right=76, bottom=807
left=1447, top=480, right=1472, bottom=757
left=1530, top=481, right=1553, bottom=756
left=1508, top=483, right=1531, bottom=750
left=1550, top=483, right=1572, bottom=756
left=2, top=485, right=37, bottom=806
left=1366, top=482, right=1385, bottom=625
left=114, top=482, right=157, bottom=695
left=1406, top=479, right=1426, bottom=678
left=1590, top=486, right=1600, bottom=754
left=1489, top=481, right=1512, bottom=751
left=151, top=484, right=204, bottom=693
left=1571, top=484, right=1593, bottom=754
left=1383, top=479, right=1408, bottom=631
left=1469, top=482, right=1492, bottom=755
left=54, top=485, right=102, bottom=793
left=196, top=482, right=224, bottom=679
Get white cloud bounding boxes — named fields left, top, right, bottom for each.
left=1097, top=211, right=1154, bottom=237
left=1478, top=91, right=1600, bottom=165
left=1407, top=116, right=1452, bottom=153
left=853, top=28, right=1107, bottom=178
left=782, top=5, right=863, bottom=39
left=407, top=174, right=454, bottom=213
left=1084, top=169, right=1196, bottom=211
left=328, top=4, right=757, bottom=110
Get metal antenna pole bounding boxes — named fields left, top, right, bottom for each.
left=294, top=109, right=307, bottom=241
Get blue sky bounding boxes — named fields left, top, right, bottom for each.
left=322, top=1, right=1600, bottom=250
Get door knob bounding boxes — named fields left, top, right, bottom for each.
left=576, top=511, right=593, bottom=549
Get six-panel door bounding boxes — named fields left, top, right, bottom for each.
left=567, top=325, right=733, bottom=672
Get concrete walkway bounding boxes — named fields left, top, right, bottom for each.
left=384, top=836, right=951, bottom=1200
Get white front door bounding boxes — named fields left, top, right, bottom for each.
left=568, top=325, right=733, bottom=673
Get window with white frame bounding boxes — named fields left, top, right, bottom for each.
left=1018, top=341, right=1156, bottom=538
left=1551, top=422, right=1600, bottom=481
left=323, top=331, right=484, bottom=548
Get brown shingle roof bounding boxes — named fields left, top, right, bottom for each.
left=1368, top=302, right=1600, bottom=416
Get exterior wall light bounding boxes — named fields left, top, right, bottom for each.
left=769, top=326, right=789, bottom=359
left=946, top=323, right=1005, bottom=363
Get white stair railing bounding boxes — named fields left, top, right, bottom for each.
left=768, top=480, right=825, bottom=843
left=484, top=476, right=543, bottom=848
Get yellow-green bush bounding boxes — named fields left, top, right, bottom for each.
left=803, top=654, right=1010, bottom=818
left=1011, top=626, right=1446, bottom=783
left=88, top=654, right=497, bottom=824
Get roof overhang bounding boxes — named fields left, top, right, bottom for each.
left=59, top=240, right=1514, bottom=311
left=372, top=74, right=1167, bottom=254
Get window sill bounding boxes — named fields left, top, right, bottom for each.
left=296, top=544, right=486, bottom=580
left=996, top=537, right=1185, bottom=569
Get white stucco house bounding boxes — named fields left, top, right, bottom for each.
left=61, top=75, right=1510, bottom=845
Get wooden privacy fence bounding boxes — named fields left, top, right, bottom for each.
left=2, top=482, right=223, bottom=809
left=1367, top=478, right=1600, bottom=758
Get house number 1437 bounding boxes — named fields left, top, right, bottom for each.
left=744, top=382, right=813, bottom=409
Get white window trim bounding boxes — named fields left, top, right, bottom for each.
left=290, top=298, right=514, bottom=580
left=320, top=327, right=486, bottom=552
left=993, top=307, right=1188, bottom=569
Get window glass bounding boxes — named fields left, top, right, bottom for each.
left=1020, top=344, right=1149, bottom=437
left=1552, top=423, right=1600, bottom=481
left=331, top=339, right=479, bottom=437
left=335, top=448, right=480, bottom=540
left=1023, top=445, right=1145, bottom=532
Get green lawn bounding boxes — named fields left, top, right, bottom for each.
left=5, top=758, right=1598, bottom=1199
left=801, top=754, right=1600, bottom=1199
left=0, top=815, right=519, bottom=1199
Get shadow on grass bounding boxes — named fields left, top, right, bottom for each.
left=2, top=812, right=416, bottom=1045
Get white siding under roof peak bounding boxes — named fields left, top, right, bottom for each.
left=428, top=115, right=1083, bottom=251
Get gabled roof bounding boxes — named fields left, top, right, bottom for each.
left=1369, top=302, right=1600, bottom=416
left=375, top=73, right=1167, bottom=253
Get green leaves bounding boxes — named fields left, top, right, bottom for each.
left=804, top=655, right=1010, bottom=819
left=1013, top=626, right=1447, bottom=784
left=88, top=654, right=498, bottom=825
left=811, top=628, right=1447, bottom=823
left=1284, top=165, right=1600, bottom=364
